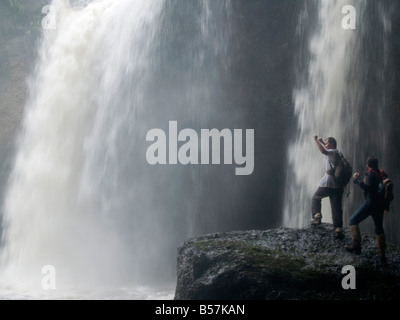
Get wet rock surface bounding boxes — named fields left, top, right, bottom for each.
left=175, top=224, right=400, bottom=300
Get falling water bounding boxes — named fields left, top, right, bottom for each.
left=283, top=0, right=363, bottom=228
left=283, top=0, right=399, bottom=241
left=1, top=0, right=398, bottom=300
left=0, top=0, right=232, bottom=299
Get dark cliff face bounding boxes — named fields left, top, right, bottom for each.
left=221, top=0, right=304, bottom=231
left=0, top=1, right=45, bottom=210
left=175, top=224, right=400, bottom=300
left=0, top=1, right=44, bottom=142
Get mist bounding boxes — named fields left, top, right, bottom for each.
left=0, top=0, right=399, bottom=298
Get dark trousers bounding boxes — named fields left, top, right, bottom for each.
left=312, top=187, right=344, bottom=229
left=349, top=200, right=384, bottom=235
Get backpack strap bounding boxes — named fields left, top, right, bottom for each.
left=328, top=150, right=340, bottom=169
left=369, top=169, right=384, bottom=181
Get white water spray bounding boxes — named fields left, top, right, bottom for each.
left=0, top=0, right=169, bottom=297
left=0, top=0, right=232, bottom=298
left=283, top=0, right=366, bottom=228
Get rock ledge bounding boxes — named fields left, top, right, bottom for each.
left=175, top=224, right=400, bottom=300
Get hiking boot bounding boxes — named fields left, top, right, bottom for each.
left=311, top=213, right=322, bottom=225
left=345, top=225, right=361, bottom=254
left=334, top=228, right=345, bottom=240
left=377, top=233, right=387, bottom=264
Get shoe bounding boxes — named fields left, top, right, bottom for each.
left=334, top=228, right=345, bottom=240
left=345, top=225, right=361, bottom=254
left=311, top=213, right=322, bottom=225
left=377, top=233, right=387, bottom=264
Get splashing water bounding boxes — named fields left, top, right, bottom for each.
left=283, top=0, right=397, bottom=234
left=283, top=0, right=366, bottom=228
left=0, top=0, right=231, bottom=299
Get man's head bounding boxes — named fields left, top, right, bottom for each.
left=367, top=156, right=379, bottom=170
left=324, top=137, right=337, bottom=150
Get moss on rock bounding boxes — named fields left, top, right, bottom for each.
left=175, top=224, right=400, bottom=300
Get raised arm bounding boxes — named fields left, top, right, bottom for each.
left=353, top=172, right=379, bottom=194
left=313, top=135, right=329, bottom=155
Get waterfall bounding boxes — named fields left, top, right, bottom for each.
left=283, top=0, right=363, bottom=228
left=1, top=0, right=398, bottom=299
left=283, top=0, right=399, bottom=241
left=0, top=0, right=232, bottom=297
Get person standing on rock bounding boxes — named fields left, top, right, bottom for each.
left=346, top=156, right=388, bottom=263
left=311, top=136, right=344, bottom=240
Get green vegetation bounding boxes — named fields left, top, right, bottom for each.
left=193, top=239, right=335, bottom=283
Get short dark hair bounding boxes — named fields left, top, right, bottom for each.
left=367, top=156, right=379, bottom=169
left=326, top=137, right=337, bottom=149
